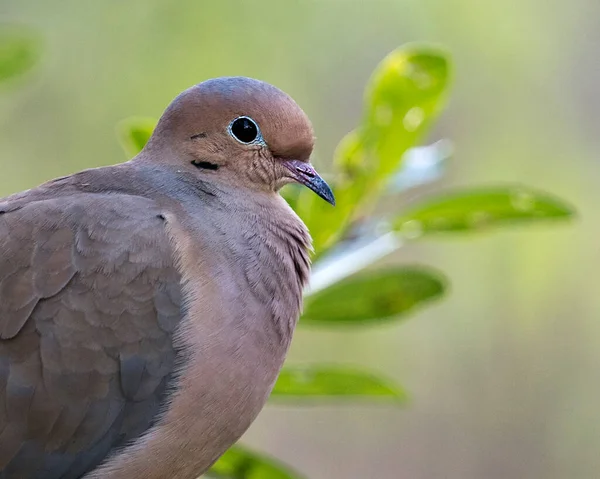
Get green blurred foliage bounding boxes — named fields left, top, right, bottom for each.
left=395, top=186, right=575, bottom=237
left=296, top=45, right=452, bottom=253
left=272, top=366, right=406, bottom=402
left=206, top=446, right=304, bottom=479
left=0, top=25, right=40, bottom=85
left=116, top=116, right=157, bottom=158
left=301, top=267, right=446, bottom=326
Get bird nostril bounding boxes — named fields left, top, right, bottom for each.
left=296, top=164, right=315, bottom=178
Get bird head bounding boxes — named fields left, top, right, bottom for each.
left=146, top=77, right=335, bottom=206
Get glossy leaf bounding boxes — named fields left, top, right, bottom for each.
left=117, top=117, right=157, bottom=157
left=360, top=42, right=452, bottom=178
left=301, top=266, right=447, bottom=326
left=296, top=44, right=452, bottom=253
left=271, top=366, right=406, bottom=402
left=394, top=186, right=575, bottom=238
left=0, top=25, right=40, bottom=84
left=207, top=446, right=304, bottom=479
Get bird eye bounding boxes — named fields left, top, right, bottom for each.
left=229, top=116, right=260, bottom=144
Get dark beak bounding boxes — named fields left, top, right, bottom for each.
left=282, top=159, right=336, bottom=206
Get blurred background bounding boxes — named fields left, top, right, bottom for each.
left=0, top=1, right=598, bottom=478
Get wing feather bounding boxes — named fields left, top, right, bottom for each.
left=0, top=186, right=184, bottom=478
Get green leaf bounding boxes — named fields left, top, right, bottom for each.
left=394, top=186, right=576, bottom=238
left=271, top=366, right=406, bottom=402
left=301, top=266, right=447, bottom=326
left=360, top=42, right=452, bottom=179
left=280, top=183, right=304, bottom=211
left=0, top=25, right=41, bottom=84
left=297, top=43, right=452, bottom=253
left=116, top=117, right=157, bottom=157
left=207, top=446, right=304, bottom=479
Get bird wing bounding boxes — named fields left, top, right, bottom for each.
left=0, top=185, right=183, bottom=478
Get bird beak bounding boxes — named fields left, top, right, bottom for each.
left=282, top=159, right=336, bottom=206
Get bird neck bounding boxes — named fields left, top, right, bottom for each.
left=128, top=159, right=312, bottom=343
left=194, top=187, right=312, bottom=344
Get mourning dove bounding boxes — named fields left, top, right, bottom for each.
left=0, top=77, right=334, bottom=479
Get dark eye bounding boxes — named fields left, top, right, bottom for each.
left=229, top=116, right=260, bottom=144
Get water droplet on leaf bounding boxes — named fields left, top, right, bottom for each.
left=510, top=190, right=535, bottom=212
left=295, top=368, right=313, bottom=385
left=411, top=68, right=434, bottom=89
left=403, top=107, right=424, bottom=131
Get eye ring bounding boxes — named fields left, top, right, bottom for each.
left=228, top=116, right=263, bottom=145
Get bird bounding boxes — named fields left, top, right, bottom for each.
left=0, top=76, right=335, bottom=479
